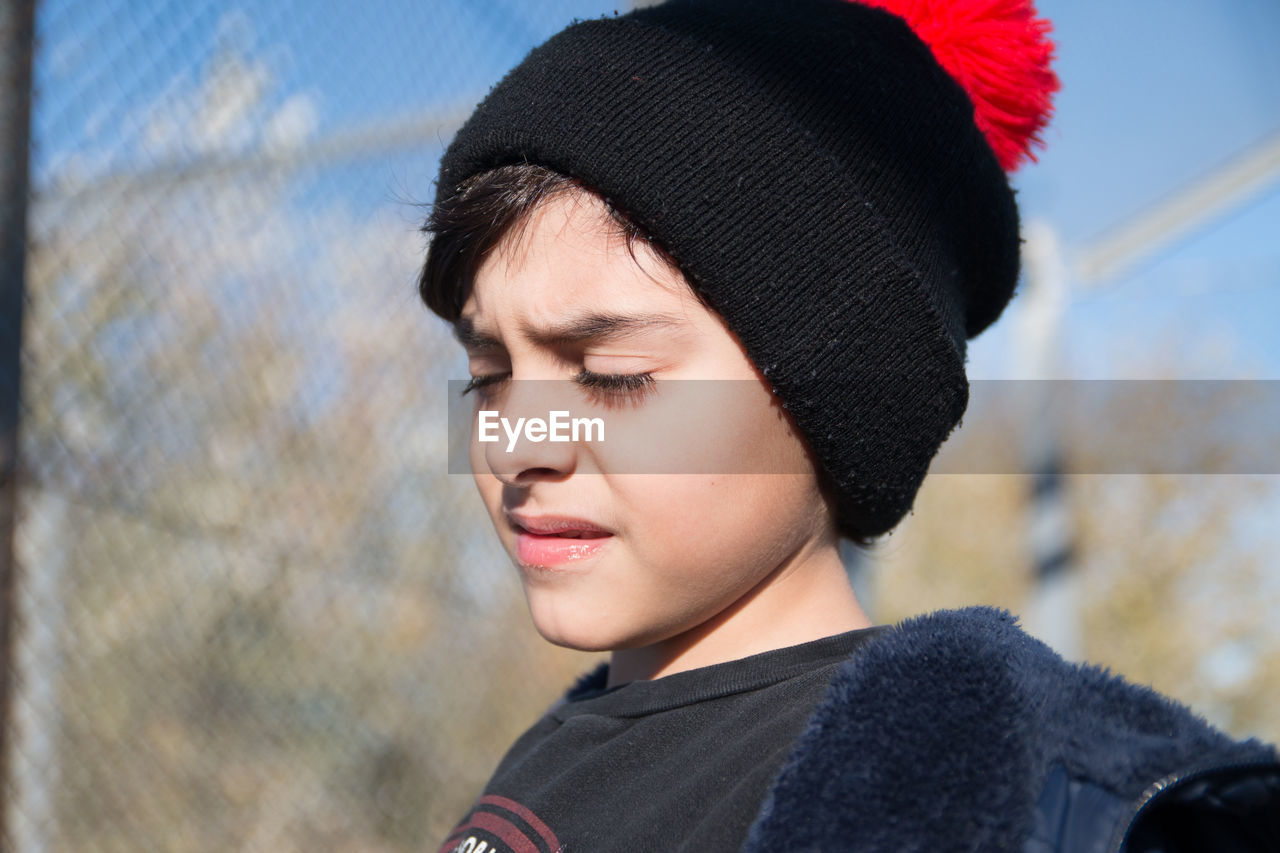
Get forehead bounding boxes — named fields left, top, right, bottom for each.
left=462, top=192, right=692, bottom=328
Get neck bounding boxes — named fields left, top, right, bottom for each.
left=606, top=540, right=871, bottom=687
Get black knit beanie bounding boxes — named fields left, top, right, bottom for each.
left=430, top=0, right=1057, bottom=540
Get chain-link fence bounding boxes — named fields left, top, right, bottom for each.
left=3, top=2, right=628, bottom=850
left=4, top=1, right=1280, bottom=851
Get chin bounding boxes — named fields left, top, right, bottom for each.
left=525, top=599, right=656, bottom=653
left=531, top=608, right=694, bottom=657
left=531, top=620, right=623, bottom=653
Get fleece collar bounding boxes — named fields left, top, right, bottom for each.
left=740, top=606, right=1277, bottom=852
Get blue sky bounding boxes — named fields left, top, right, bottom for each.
left=31, top=0, right=1280, bottom=382
left=977, top=0, right=1280, bottom=379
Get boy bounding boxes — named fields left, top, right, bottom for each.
left=420, top=0, right=1280, bottom=850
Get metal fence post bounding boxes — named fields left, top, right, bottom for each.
left=0, top=0, right=36, bottom=848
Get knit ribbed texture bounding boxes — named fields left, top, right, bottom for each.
left=433, top=0, right=1023, bottom=538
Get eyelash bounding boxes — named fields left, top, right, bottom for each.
left=461, top=369, right=657, bottom=402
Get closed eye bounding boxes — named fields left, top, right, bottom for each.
left=460, top=373, right=509, bottom=397
left=460, top=369, right=656, bottom=404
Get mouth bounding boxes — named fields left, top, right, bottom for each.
left=505, top=510, right=613, bottom=538
left=516, top=527, right=610, bottom=540
left=505, top=510, right=615, bottom=567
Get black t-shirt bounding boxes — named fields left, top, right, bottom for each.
left=438, top=626, right=885, bottom=853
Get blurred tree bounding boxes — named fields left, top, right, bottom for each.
left=875, top=376, right=1280, bottom=745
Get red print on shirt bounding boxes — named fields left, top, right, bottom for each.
left=438, top=795, right=562, bottom=853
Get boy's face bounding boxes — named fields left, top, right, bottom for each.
left=459, top=191, right=839, bottom=654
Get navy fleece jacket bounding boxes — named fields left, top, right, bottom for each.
left=742, top=607, right=1280, bottom=852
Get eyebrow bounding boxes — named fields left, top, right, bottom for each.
left=453, top=312, right=686, bottom=351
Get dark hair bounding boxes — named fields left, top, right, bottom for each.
left=418, top=162, right=712, bottom=322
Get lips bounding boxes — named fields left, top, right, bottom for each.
left=506, top=511, right=612, bottom=538
left=505, top=510, right=614, bottom=567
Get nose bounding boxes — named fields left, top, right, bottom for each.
left=476, top=378, right=579, bottom=486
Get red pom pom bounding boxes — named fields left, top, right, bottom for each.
left=852, top=0, right=1060, bottom=172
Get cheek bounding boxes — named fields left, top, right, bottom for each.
left=469, top=420, right=507, bottom=513
left=470, top=460, right=504, bottom=527
left=601, top=381, right=825, bottom=560
left=469, top=427, right=483, bottom=475
left=724, top=384, right=814, bottom=475
left=615, top=473, right=823, bottom=578
left=592, top=381, right=810, bottom=477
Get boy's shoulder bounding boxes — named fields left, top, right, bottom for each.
left=743, top=606, right=1280, bottom=852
